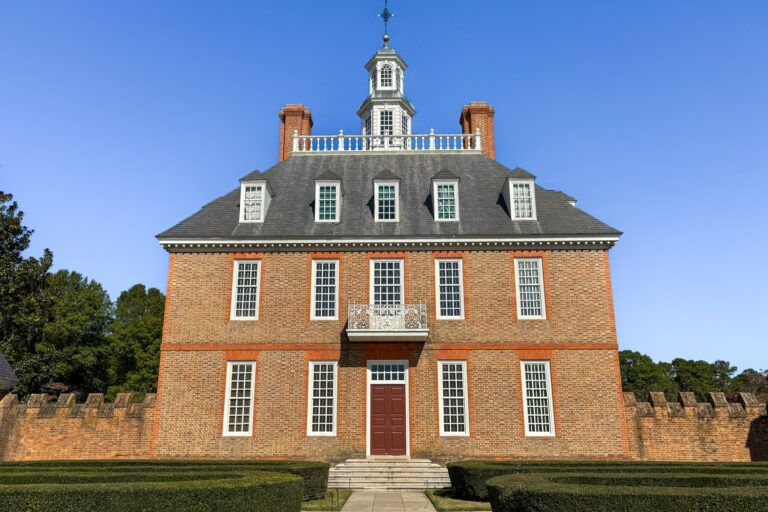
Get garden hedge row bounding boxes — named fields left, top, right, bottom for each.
left=486, top=471, right=768, bottom=512
left=446, top=460, right=768, bottom=501
left=1, top=459, right=330, bottom=499
left=0, top=469, right=303, bottom=512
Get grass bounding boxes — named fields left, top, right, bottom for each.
left=301, top=489, right=352, bottom=511
left=425, top=489, right=491, bottom=511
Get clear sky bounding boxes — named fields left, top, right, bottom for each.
left=2, top=1, right=766, bottom=371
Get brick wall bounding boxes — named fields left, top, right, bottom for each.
left=624, top=391, right=768, bottom=462
left=0, top=392, right=156, bottom=461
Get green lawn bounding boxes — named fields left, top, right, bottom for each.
left=425, top=489, right=491, bottom=511
left=302, top=489, right=352, bottom=511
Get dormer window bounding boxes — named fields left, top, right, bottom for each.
left=380, top=64, right=393, bottom=87
left=433, top=180, right=459, bottom=221
left=375, top=181, right=399, bottom=222
left=509, top=180, right=536, bottom=220
left=314, top=176, right=342, bottom=223
left=239, top=180, right=271, bottom=223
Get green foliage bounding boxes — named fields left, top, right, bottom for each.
left=2, top=460, right=330, bottom=501
left=301, top=489, right=351, bottom=511
left=619, top=350, right=676, bottom=401
left=0, top=191, right=53, bottom=385
left=106, top=284, right=165, bottom=399
left=425, top=489, right=491, bottom=511
left=486, top=467, right=768, bottom=512
left=727, top=368, right=768, bottom=402
left=0, top=466, right=303, bottom=512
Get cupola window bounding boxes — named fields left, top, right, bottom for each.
left=371, top=70, right=377, bottom=91
left=396, top=69, right=401, bottom=91
left=401, top=114, right=409, bottom=135
left=380, top=111, right=393, bottom=136
left=380, top=64, right=393, bottom=87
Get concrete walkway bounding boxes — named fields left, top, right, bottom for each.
left=340, top=491, right=436, bottom=512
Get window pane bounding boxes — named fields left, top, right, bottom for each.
left=512, top=183, right=533, bottom=219
left=310, top=363, right=336, bottom=433
left=373, top=261, right=402, bottom=305
left=437, top=184, right=456, bottom=220
left=371, top=363, right=406, bottom=382
left=234, top=261, right=260, bottom=318
left=381, top=65, right=392, bottom=87
left=377, top=185, right=397, bottom=220
left=225, top=362, right=254, bottom=434
left=380, top=111, right=393, bottom=136
left=437, top=260, right=462, bottom=317
left=523, top=362, right=552, bottom=434
left=517, top=259, right=543, bottom=318
left=243, top=185, right=263, bottom=221
left=440, top=362, right=467, bottom=433
left=313, top=261, right=337, bottom=318
left=318, top=185, right=337, bottom=221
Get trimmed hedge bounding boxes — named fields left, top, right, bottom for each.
left=446, top=460, right=768, bottom=501
left=486, top=471, right=768, bottom=512
left=1, top=459, right=329, bottom=499
left=0, top=469, right=302, bottom=512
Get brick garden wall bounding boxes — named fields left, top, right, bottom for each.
left=0, top=392, right=156, bottom=461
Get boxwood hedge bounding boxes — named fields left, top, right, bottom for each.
left=0, top=469, right=302, bottom=512
left=1, top=459, right=329, bottom=500
left=446, top=461, right=768, bottom=501
left=486, top=471, right=768, bottom=512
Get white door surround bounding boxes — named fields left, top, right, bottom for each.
left=365, top=359, right=410, bottom=457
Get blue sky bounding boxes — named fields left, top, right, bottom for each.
left=2, top=1, right=766, bottom=372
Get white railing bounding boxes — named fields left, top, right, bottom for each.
left=348, top=304, right=428, bottom=332
left=293, top=129, right=482, bottom=154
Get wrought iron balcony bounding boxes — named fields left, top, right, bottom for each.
left=347, top=303, right=428, bottom=341
left=293, top=129, right=482, bottom=154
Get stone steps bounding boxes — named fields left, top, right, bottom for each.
left=328, top=458, right=450, bottom=490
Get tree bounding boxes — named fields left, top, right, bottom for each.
left=727, top=369, right=768, bottom=402
left=106, top=284, right=164, bottom=399
left=619, top=350, right=677, bottom=400
left=671, top=358, right=736, bottom=401
left=0, top=191, right=53, bottom=394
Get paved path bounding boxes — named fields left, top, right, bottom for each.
left=340, top=491, right=436, bottom=512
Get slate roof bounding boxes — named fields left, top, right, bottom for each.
left=0, top=352, right=18, bottom=390
left=157, top=153, right=620, bottom=242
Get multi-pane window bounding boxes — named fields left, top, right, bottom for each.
left=436, top=259, right=464, bottom=318
left=371, top=260, right=402, bottom=305
left=380, top=64, right=393, bottom=87
left=396, top=69, right=401, bottom=91
left=231, top=260, right=261, bottom=319
left=401, top=114, right=409, bottom=135
left=316, top=184, right=339, bottom=222
left=308, top=361, right=337, bottom=435
left=521, top=361, right=554, bottom=436
left=512, top=183, right=534, bottom=219
left=311, top=260, right=338, bottom=319
left=371, top=70, right=377, bottom=90
left=242, top=185, right=263, bottom=222
left=435, top=183, right=457, bottom=220
left=380, top=111, right=393, bottom=136
left=515, top=258, right=545, bottom=319
left=371, top=363, right=406, bottom=381
left=438, top=361, right=468, bottom=435
left=364, top=116, right=372, bottom=136
left=376, top=183, right=398, bottom=221
left=223, top=361, right=255, bottom=436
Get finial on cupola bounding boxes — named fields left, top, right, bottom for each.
left=378, top=0, right=393, bottom=48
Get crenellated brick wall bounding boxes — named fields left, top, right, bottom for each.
left=0, top=392, right=156, bottom=461
left=624, top=391, right=768, bottom=462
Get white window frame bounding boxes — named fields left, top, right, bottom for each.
left=306, top=360, right=338, bottom=436
left=514, top=257, right=546, bottom=320
left=315, top=181, right=341, bottom=223
left=434, top=258, right=465, bottom=319
left=374, top=180, right=399, bottom=222
left=437, top=360, right=470, bottom=436
left=380, top=110, right=394, bottom=136
left=222, top=360, right=256, bottom=437
left=432, top=180, right=460, bottom=222
left=520, top=360, right=555, bottom=437
left=230, top=260, right=262, bottom=321
left=310, top=259, right=339, bottom=320
left=508, top=180, right=537, bottom=220
left=380, top=63, right=394, bottom=88
left=369, top=259, right=404, bottom=305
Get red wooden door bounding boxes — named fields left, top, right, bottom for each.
left=370, top=384, right=407, bottom=455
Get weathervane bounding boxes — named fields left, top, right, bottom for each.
left=378, top=0, right=393, bottom=47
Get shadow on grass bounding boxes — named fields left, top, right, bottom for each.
left=425, top=489, right=491, bottom=512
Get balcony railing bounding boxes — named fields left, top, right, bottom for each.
left=347, top=303, right=429, bottom=341
left=293, top=129, right=482, bottom=154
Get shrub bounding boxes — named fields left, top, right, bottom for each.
left=486, top=471, right=768, bottom=512
left=0, top=469, right=302, bottom=512
left=1, top=459, right=329, bottom=500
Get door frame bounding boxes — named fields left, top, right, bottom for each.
left=366, top=359, right=410, bottom=457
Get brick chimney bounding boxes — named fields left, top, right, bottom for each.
left=460, top=102, right=495, bottom=160
left=278, top=104, right=313, bottom=162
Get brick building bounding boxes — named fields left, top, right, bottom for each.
left=154, top=39, right=629, bottom=463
